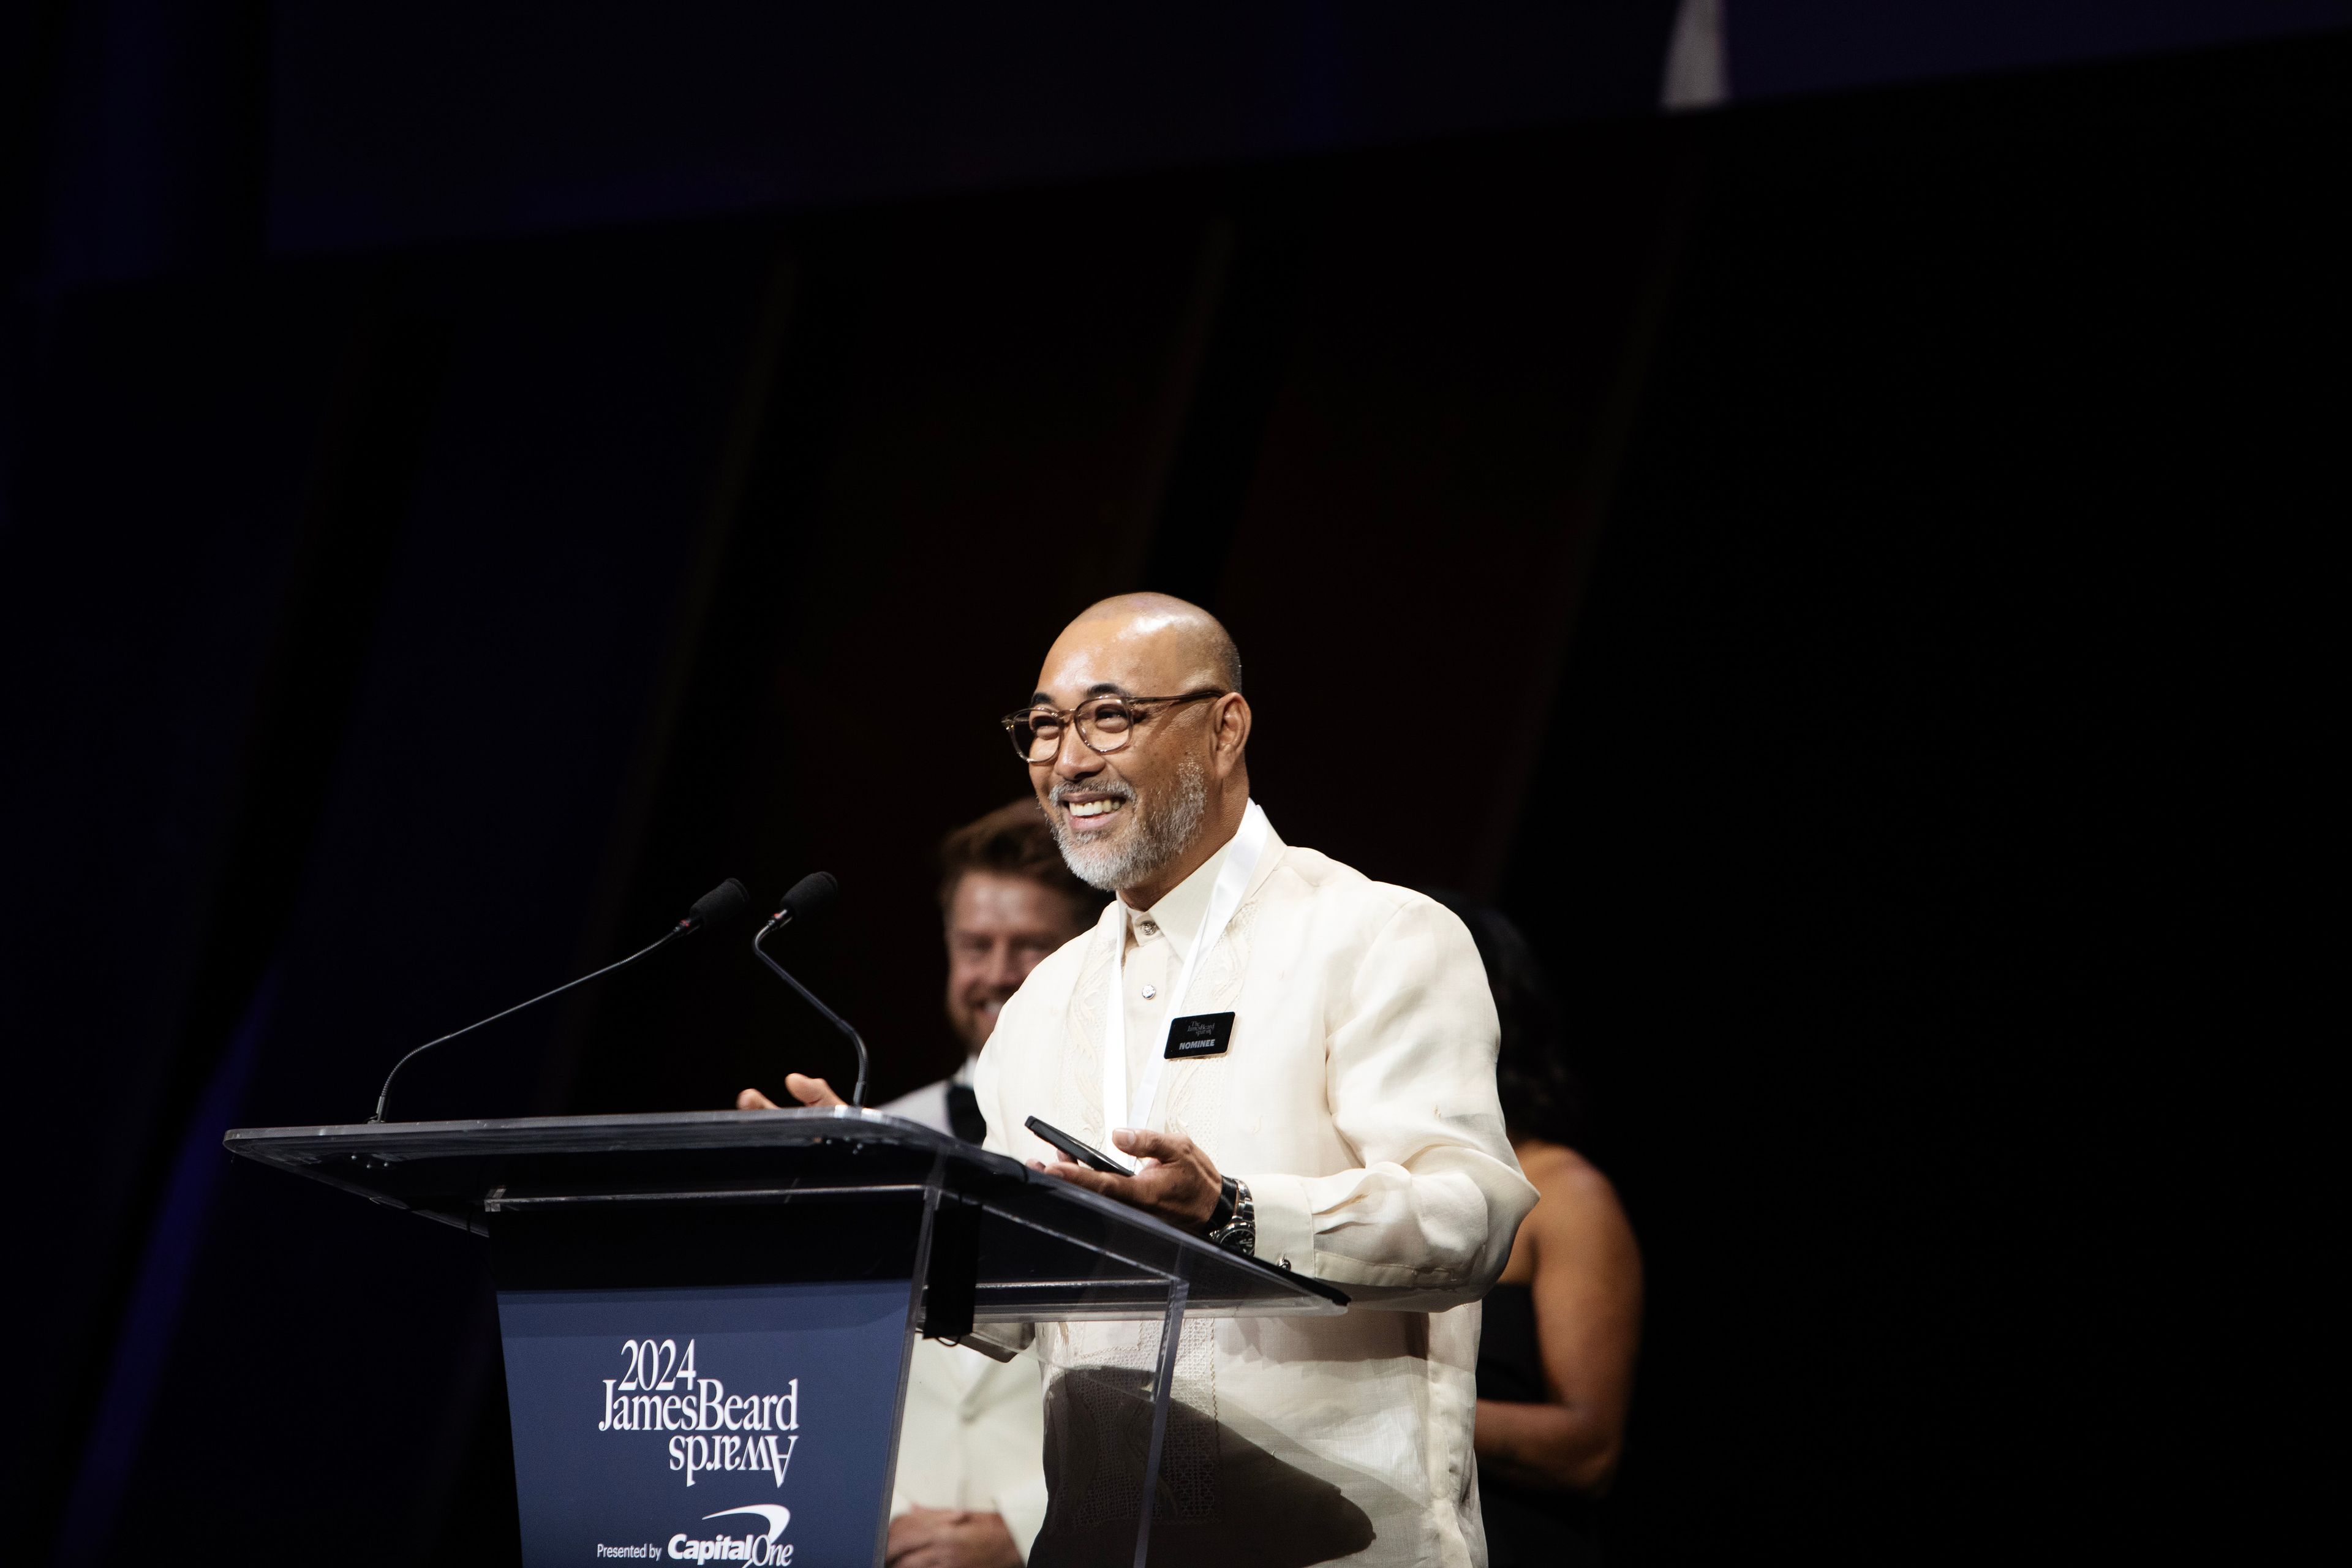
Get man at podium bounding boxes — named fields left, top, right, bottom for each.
left=755, top=594, right=1536, bottom=1567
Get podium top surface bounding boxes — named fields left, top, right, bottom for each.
left=225, top=1108, right=1346, bottom=1321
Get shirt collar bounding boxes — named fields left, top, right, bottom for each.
left=1122, top=824, right=1240, bottom=963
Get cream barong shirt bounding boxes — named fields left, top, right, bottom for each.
left=972, top=804, right=1537, bottom=1567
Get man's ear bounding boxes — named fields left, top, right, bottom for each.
left=1212, top=693, right=1252, bottom=777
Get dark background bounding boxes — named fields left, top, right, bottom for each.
left=2, top=6, right=2341, bottom=1563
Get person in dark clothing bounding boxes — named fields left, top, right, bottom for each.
left=1430, top=894, right=1643, bottom=1568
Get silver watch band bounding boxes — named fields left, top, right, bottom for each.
left=1207, top=1175, right=1256, bottom=1256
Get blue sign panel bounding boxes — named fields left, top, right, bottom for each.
left=497, top=1280, right=911, bottom=1566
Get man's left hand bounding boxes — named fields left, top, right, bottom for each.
left=1033, top=1128, right=1223, bottom=1230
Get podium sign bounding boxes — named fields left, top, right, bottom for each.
left=224, top=1110, right=1348, bottom=1568
left=499, top=1280, right=907, bottom=1565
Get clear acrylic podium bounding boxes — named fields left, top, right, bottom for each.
left=225, top=1109, right=1346, bottom=1566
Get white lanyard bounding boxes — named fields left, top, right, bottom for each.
left=1101, top=799, right=1271, bottom=1134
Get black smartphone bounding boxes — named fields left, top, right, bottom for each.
left=1023, top=1114, right=1134, bottom=1175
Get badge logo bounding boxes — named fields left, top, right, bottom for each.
left=1163, top=1011, right=1236, bottom=1059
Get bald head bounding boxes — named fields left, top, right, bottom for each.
left=1052, top=594, right=1243, bottom=697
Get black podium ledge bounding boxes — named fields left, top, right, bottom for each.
left=225, top=1108, right=1346, bottom=1324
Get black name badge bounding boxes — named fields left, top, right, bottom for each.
left=1164, top=1011, right=1235, bottom=1060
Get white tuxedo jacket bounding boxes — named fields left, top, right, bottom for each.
left=888, top=1337, right=1049, bottom=1558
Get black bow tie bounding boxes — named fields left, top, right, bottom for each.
left=946, top=1082, right=987, bottom=1145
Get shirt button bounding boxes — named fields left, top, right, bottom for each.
left=1141, top=984, right=1158, bottom=999
left=1138, top=919, right=1158, bottom=935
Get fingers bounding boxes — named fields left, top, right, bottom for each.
left=1110, top=1126, right=1192, bottom=1161
left=1039, top=1160, right=1125, bottom=1197
left=739, top=1077, right=846, bottom=1110
left=884, top=1512, right=928, bottom=1561
left=1046, top=1159, right=1175, bottom=1207
left=884, top=1509, right=965, bottom=1566
left=783, top=1072, right=846, bottom=1108
left=1035, top=1151, right=1219, bottom=1228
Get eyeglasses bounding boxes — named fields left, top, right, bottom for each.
left=1000, top=690, right=1227, bottom=763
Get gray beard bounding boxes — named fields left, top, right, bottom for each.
left=1050, top=755, right=1209, bottom=893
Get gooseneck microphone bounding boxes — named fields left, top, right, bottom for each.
left=751, top=872, right=871, bottom=1108
left=368, top=877, right=752, bottom=1123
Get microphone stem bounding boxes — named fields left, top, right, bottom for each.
left=369, top=925, right=684, bottom=1123
left=752, top=919, right=870, bottom=1108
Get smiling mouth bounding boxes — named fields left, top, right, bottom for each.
left=1066, top=798, right=1126, bottom=820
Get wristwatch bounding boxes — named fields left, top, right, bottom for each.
left=1204, top=1175, right=1256, bottom=1256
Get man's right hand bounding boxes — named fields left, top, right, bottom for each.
left=735, top=1073, right=848, bottom=1110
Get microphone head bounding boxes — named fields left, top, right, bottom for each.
left=681, top=877, right=752, bottom=935
left=777, top=872, right=839, bottom=925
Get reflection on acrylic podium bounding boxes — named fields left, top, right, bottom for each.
left=226, top=1109, right=1345, bottom=1567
